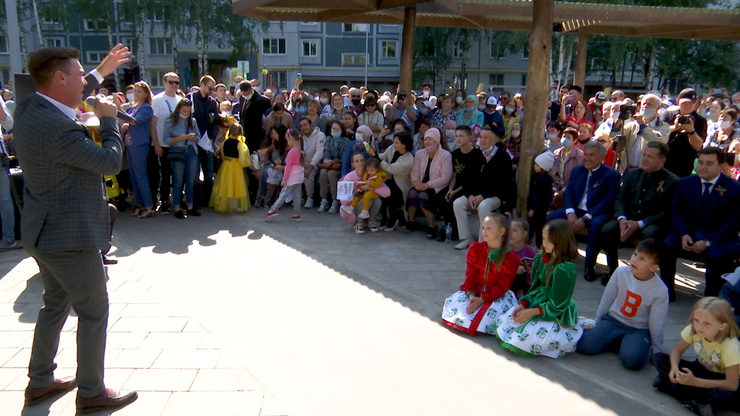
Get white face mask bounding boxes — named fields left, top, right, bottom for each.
left=126, top=93, right=134, bottom=102
left=425, top=142, right=438, bottom=152
left=478, top=105, right=486, bottom=111
left=720, top=120, right=733, bottom=130
left=511, top=130, right=521, bottom=138
left=546, top=133, right=559, bottom=142
left=355, top=132, right=364, bottom=141
left=179, top=113, right=189, bottom=119
left=244, top=93, right=253, bottom=101
left=455, top=97, right=464, bottom=105
left=422, top=90, right=430, bottom=97
left=320, top=97, right=329, bottom=105
left=253, top=86, right=261, bottom=94
left=642, top=108, right=657, bottom=118
left=445, top=129, right=456, bottom=139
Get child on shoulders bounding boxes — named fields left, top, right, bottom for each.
left=653, top=297, right=740, bottom=415
left=496, top=219, right=588, bottom=358
left=577, top=239, right=669, bottom=370
left=442, top=214, right=520, bottom=335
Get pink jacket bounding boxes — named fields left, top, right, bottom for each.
left=283, top=147, right=305, bottom=186
left=410, top=148, right=453, bottom=193
left=339, top=170, right=390, bottom=225
left=550, top=146, right=584, bottom=191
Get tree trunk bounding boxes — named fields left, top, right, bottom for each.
left=518, top=0, right=553, bottom=217
left=645, top=42, right=656, bottom=91
left=31, top=0, right=42, bottom=45
left=17, top=6, right=28, bottom=72
left=563, top=42, right=573, bottom=86
left=196, top=21, right=204, bottom=76
left=171, top=27, right=178, bottom=75
left=555, top=33, right=565, bottom=88
left=137, top=18, right=146, bottom=84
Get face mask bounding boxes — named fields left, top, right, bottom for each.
left=642, top=108, right=657, bottom=118
left=253, top=87, right=261, bottom=94
left=561, top=137, right=572, bottom=148
left=505, top=106, right=515, bottom=114
left=244, top=93, right=253, bottom=101
left=455, top=97, right=464, bottom=105
left=419, top=108, right=429, bottom=116
left=126, top=93, right=134, bottom=102
left=320, top=97, right=329, bottom=105
left=352, top=98, right=362, bottom=106
left=331, top=131, right=341, bottom=138
left=546, top=133, right=558, bottom=142
left=355, top=132, right=363, bottom=141
left=511, top=130, right=521, bottom=138
left=422, top=90, right=430, bottom=97
left=481, top=145, right=494, bottom=154
left=425, top=142, right=438, bottom=152
left=297, top=107, right=308, bottom=115
left=478, top=105, right=486, bottom=111
left=334, top=104, right=344, bottom=110
left=720, top=120, right=733, bottom=130
left=179, top=113, right=190, bottom=119
left=446, top=129, right=456, bottom=139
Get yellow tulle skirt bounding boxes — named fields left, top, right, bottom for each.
left=210, top=158, right=250, bottom=213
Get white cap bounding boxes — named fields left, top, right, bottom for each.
left=534, top=151, right=555, bottom=171
left=486, top=96, right=498, bottom=107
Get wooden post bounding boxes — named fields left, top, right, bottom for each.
left=399, top=5, right=416, bottom=93
left=518, top=0, right=553, bottom=217
left=573, top=31, right=588, bottom=89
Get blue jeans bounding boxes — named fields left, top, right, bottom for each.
left=577, top=314, right=651, bottom=369
left=126, top=143, right=153, bottom=207
left=0, top=169, right=14, bottom=240
left=170, top=146, right=198, bottom=208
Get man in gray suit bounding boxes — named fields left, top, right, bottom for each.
left=14, top=45, right=138, bottom=413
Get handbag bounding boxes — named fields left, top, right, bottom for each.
left=168, top=146, right=186, bottom=161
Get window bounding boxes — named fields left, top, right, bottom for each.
left=45, top=37, right=65, bottom=48
left=343, top=23, right=369, bottom=32
left=122, top=37, right=139, bottom=55
left=86, top=51, right=108, bottom=64
left=380, top=41, right=397, bottom=59
left=342, top=53, right=367, bottom=66
left=149, top=37, right=172, bottom=55
left=41, top=18, right=63, bottom=30
left=490, top=41, right=505, bottom=60
left=301, top=40, right=318, bottom=57
left=148, top=70, right=167, bottom=88
left=489, top=73, right=504, bottom=86
left=522, top=47, right=529, bottom=59
left=452, top=41, right=464, bottom=58
left=262, top=38, right=286, bottom=55
left=83, top=19, right=108, bottom=31
left=0, top=35, right=7, bottom=53
left=147, top=10, right=164, bottom=22
left=266, top=71, right=287, bottom=90
left=301, top=21, right=318, bottom=25
left=521, top=74, right=527, bottom=86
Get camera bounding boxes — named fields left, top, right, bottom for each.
left=618, top=103, right=637, bottom=120
left=676, top=115, right=692, bottom=125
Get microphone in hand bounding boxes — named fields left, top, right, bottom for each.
left=85, top=96, right=135, bottom=124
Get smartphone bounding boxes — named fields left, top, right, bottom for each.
left=297, top=73, right=302, bottom=80
left=229, top=86, right=235, bottom=95
left=713, top=88, right=723, bottom=94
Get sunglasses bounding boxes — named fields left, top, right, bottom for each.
left=167, top=80, right=180, bottom=85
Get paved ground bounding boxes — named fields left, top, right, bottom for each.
left=0, top=204, right=735, bottom=415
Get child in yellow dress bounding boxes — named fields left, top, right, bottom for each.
left=210, top=123, right=251, bottom=213
left=342, top=157, right=388, bottom=219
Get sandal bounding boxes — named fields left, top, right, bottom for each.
left=137, top=209, right=157, bottom=218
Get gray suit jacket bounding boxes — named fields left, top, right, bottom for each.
left=13, top=77, right=123, bottom=250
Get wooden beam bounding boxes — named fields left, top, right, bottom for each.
left=399, top=5, right=416, bottom=93
left=573, top=31, right=588, bottom=90
left=518, top=0, right=553, bottom=217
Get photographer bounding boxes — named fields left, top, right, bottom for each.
left=385, top=91, right=417, bottom=135
left=661, top=88, right=707, bottom=144
left=597, top=101, right=639, bottom=173
left=664, top=114, right=702, bottom=178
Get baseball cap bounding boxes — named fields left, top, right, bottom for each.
left=486, top=96, right=498, bottom=107
left=678, top=88, right=697, bottom=104
left=595, top=91, right=606, bottom=101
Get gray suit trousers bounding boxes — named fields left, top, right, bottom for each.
left=26, top=247, right=108, bottom=398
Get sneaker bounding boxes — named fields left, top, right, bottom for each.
left=369, top=224, right=379, bottom=232
left=304, top=198, right=315, bottom=209
left=358, top=209, right=370, bottom=219
left=290, top=215, right=302, bottom=222
left=353, top=223, right=365, bottom=234
left=454, top=239, right=472, bottom=250
left=174, top=210, right=186, bottom=219
left=316, top=199, right=329, bottom=213
left=186, top=208, right=201, bottom=217
left=340, top=205, right=354, bottom=215
left=159, top=202, right=171, bottom=215
left=327, top=200, right=340, bottom=214
left=265, top=210, right=279, bottom=221
left=684, top=400, right=712, bottom=416
left=0, top=239, right=19, bottom=250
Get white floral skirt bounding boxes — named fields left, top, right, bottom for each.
left=495, top=308, right=591, bottom=358
left=442, top=290, right=519, bottom=335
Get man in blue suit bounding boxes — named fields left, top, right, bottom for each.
left=661, top=147, right=740, bottom=299
left=548, top=141, right=620, bottom=281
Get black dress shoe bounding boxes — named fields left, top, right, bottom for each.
left=102, top=256, right=118, bottom=265
left=25, top=377, right=77, bottom=406
left=174, top=210, right=186, bottom=219
left=76, top=388, right=137, bottom=414
left=186, top=208, right=201, bottom=217
left=584, top=268, right=598, bottom=282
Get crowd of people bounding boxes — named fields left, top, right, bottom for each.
left=1, top=43, right=740, bottom=415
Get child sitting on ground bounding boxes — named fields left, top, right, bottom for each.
left=577, top=239, right=669, bottom=370
left=509, top=219, right=537, bottom=299
left=342, top=157, right=387, bottom=219
left=442, top=214, right=520, bottom=335
left=495, top=219, right=588, bottom=358
left=653, top=297, right=739, bottom=415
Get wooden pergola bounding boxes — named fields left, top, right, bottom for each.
left=232, top=0, right=740, bottom=215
